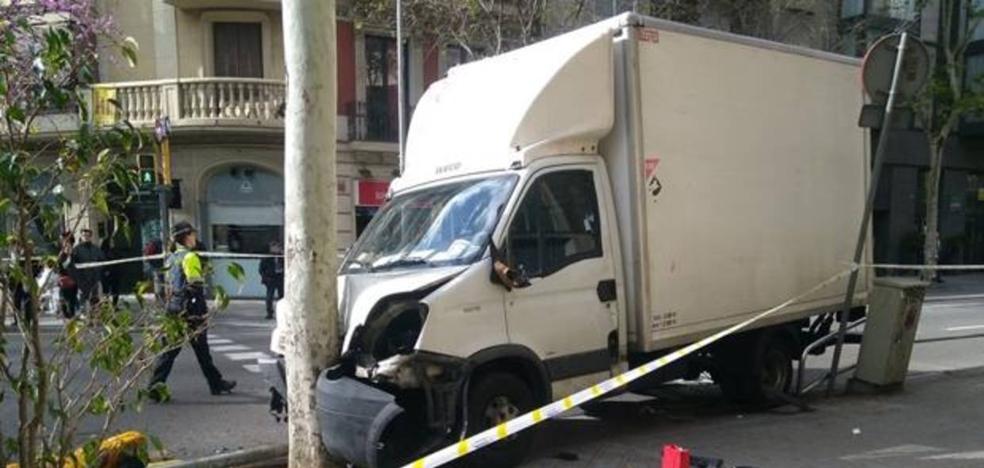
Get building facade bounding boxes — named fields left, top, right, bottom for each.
left=54, top=0, right=461, bottom=296
left=840, top=0, right=984, bottom=267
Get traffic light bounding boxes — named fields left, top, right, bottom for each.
left=137, top=154, right=157, bottom=189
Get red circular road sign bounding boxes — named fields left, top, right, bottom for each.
left=862, top=34, right=930, bottom=104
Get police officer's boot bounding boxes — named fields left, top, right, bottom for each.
left=211, top=379, right=237, bottom=395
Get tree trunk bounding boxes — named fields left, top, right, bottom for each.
left=922, top=139, right=945, bottom=282
left=281, top=1, right=339, bottom=466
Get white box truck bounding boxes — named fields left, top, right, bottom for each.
left=260, top=12, right=871, bottom=468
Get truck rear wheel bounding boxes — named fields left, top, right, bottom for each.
left=712, top=332, right=794, bottom=404
left=461, top=372, right=536, bottom=467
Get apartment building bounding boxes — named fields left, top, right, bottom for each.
left=59, top=0, right=463, bottom=296
left=838, top=0, right=984, bottom=267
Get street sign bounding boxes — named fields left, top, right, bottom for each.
left=862, top=33, right=930, bottom=104
left=153, top=116, right=172, bottom=143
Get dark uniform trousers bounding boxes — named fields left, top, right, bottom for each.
left=149, top=317, right=224, bottom=391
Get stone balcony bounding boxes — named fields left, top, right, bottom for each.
left=17, top=77, right=397, bottom=151
left=91, top=78, right=287, bottom=137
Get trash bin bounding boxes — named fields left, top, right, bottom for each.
left=852, top=277, right=928, bottom=390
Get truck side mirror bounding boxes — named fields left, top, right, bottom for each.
left=488, top=236, right=530, bottom=291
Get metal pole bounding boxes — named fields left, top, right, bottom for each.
left=396, top=0, right=405, bottom=174
left=157, top=185, right=169, bottom=247
left=825, top=32, right=909, bottom=396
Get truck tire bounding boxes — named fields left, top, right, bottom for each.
left=462, top=372, right=536, bottom=467
left=712, top=332, right=794, bottom=404
left=749, top=341, right=794, bottom=402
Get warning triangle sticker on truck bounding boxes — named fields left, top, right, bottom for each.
left=644, top=157, right=660, bottom=178
left=645, top=157, right=662, bottom=200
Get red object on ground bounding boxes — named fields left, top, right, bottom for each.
left=662, top=444, right=691, bottom=468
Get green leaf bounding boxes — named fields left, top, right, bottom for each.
left=88, top=393, right=110, bottom=415
left=121, top=36, right=140, bottom=68
left=226, top=262, right=246, bottom=283
left=149, top=434, right=165, bottom=454
left=92, top=191, right=110, bottom=216
left=5, top=106, right=25, bottom=124
left=213, top=284, right=230, bottom=310
left=95, top=148, right=111, bottom=164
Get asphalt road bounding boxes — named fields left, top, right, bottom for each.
left=3, top=274, right=984, bottom=466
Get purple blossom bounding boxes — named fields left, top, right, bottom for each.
left=2, top=0, right=121, bottom=120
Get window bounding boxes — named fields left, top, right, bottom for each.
left=213, top=22, right=263, bottom=78
left=965, top=53, right=984, bottom=123
left=507, top=170, right=602, bottom=278
left=212, top=225, right=281, bottom=254
left=445, top=45, right=467, bottom=74
left=841, top=0, right=864, bottom=18
left=365, top=35, right=398, bottom=141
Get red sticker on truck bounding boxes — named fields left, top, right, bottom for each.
left=644, top=157, right=660, bottom=178
left=638, top=28, right=660, bottom=44
left=645, top=157, right=663, bottom=201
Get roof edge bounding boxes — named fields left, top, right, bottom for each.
left=615, top=12, right=861, bottom=67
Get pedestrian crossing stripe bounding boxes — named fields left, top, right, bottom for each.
left=402, top=269, right=854, bottom=468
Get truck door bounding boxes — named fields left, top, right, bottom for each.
left=503, top=166, right=617, bottom=381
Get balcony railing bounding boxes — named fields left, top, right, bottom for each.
left=91, top=77, right=286, bottom=128
left=347, top=101, right=399, bottom=143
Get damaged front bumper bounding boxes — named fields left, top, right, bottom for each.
left=316, top=374, right=409, bottom=468
left=316, top=352, right=467, bottom=468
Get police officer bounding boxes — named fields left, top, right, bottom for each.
left=147, top=221, right=235, bottom=402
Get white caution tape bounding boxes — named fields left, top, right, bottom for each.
left=404, top=268, right=855, bottom=468
left=855, top=262, right=984, bottom=271
left=73, top=251, right=283, bottom=270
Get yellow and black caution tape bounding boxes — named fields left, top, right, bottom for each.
left=404, top=268, right=856, bottom=468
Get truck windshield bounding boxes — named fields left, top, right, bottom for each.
left=341, top=175, right=518, bottom=274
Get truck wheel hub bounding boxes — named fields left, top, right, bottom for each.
left=484, top=396, right=520, bottom=426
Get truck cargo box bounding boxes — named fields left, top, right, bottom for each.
left=601, top=17, right=871, bottom=353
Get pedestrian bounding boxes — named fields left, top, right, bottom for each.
left=259, top=240, right=284, bottom=320
left=72, top=228, right=104, bottom=308
left=38, top=257, right=61, bottom=316
left=100, top=234, right=122, bottom=307
left=6, top=240, right=32, bottom=325
left=147, top=221, right=236, bottom=402
left=143, top=238, right=164, bottom=302
left=58, top=232, right=79, bottom=319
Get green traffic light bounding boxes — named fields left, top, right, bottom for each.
left=141, top=169, right=154, bottom=186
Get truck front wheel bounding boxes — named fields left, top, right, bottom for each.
left=462, top=372, right=536, bottom=467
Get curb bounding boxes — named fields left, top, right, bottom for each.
left=149, top=445, right=288, bottom=468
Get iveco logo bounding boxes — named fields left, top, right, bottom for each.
left=435, top=162, right=462, bottom=175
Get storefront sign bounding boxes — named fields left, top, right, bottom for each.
left=356, top=179, right=390, bottom=207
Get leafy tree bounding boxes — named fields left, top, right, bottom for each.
left=0, top=1, right=243, bottom=466
left=910, top=0, right=984, bottom=277
left=349, top=0, right=602, bottom=59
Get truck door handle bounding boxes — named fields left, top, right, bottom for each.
left=597, top=279, right=616, bottom=303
